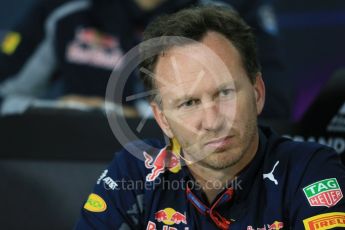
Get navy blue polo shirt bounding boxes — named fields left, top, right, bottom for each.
left=75, top=126, right=345, bottom=229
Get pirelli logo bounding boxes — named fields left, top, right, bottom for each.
left=303, top=212, right=345, bottom=230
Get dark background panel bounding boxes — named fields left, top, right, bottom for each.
left=0, top=0, right=37, bottom=28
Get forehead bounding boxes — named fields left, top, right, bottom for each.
left=154, top=32, right=246, bottom=91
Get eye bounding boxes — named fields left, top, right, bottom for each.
left=219, top=88, right=235, bottom=97
left=179, top=99, right=199, bottom=108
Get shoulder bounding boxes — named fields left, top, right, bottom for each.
left=261, top=126, right=338, bottom=172
left=106, top=139, right=166, bottom=182
left=260, top=127, right=343, bottom=191
left=267, top=135, right=339, bottom=173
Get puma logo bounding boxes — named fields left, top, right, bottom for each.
left=263, top=161, right=279, bottom=185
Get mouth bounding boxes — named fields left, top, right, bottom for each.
left=204, top=135, right=234, bottom=152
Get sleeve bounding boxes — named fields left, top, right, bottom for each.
left=290, top=147, right=345, bottom=229
left=74, top=150, right=145, bottom=229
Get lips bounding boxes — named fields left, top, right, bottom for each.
left=204, top=136, right=234, bottom=151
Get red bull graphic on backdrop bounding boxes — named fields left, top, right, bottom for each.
left=66, top=27, right=124, bottom=70
left=143, top=138, right=181, bottom=182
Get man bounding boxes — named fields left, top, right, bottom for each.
left=76, top=6, right=345, bottom=229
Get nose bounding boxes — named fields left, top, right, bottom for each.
left=201, top=100, right=223, bottom=131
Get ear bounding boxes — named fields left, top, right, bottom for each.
left=150, top=102, right=174, bottom=138
left=253, top=73, right=265, bottom=115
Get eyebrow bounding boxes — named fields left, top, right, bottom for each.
left=170, top=81, right=236, bottom=106
left=171, top=95, right=195, bottom=106
left=217, top=81, right=236, bottom=90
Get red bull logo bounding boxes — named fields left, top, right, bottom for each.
left=268, top=221, right=284, bottom=230
left=155, top=210, right=168, bottom=222
left=144, top=148, right=167, bottom=182
left=155, top=208, right=187, bottom=225
left=247, top=221, right=284, bottom=230
left=146, top=221, right=190, bottom=230
left=143, top=140, right=181, bottom=182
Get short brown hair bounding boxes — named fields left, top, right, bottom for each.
left=140, top=5, right=261, bottom=101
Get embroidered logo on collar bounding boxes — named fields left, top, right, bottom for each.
left=66, top=27, right=124, bottom=70
left=303, top=178, right=343, bottom=208
left=263, top=161, right=279, bottom=185
left=303, top=212, right=345, bottom=230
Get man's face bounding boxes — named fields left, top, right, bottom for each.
left=151, top=32, right=265, bottom=169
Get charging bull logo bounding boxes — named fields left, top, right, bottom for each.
left=247, top=221, right=284, bottom=230
left=143, top=139, right=181, bottom=182
left=155, top=208, right=187, bottom=225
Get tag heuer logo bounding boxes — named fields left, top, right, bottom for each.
left=303, top=178, right=343, bottom=208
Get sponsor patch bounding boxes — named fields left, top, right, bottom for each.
left=1, top=32, right=21, bottom=55
left=146, top=221, right=190, bottom=230
left=96, top=169, right=118, bottom=190
left=102, top=176, right=118, bottom=190
left=247, top=221, right=284, bottom=230
left=303, top=212, right=345, bottom=230
left=97, top=169, right=108, bottom=184
left=263, top=161, right=279, bottom=185
left=303, top=178, right=343, bottom=208
left=155, top=208, right=187, bottom=225
left=144, top=139, right=182, bottom=182
left=84, top=193, right=107, bottom=212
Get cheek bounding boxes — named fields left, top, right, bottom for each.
left=167, top=110, right=203, bottom=134
left=219, top=99, right=236, bottom=121
left=169, top=120, right=196, bottom=149
left=230, top=92, right=256, bottom=125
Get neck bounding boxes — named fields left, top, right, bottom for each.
left=187, top=131, right=259, bottom=203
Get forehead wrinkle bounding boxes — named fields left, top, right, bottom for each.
left=156, top=69, right=204, bottom=90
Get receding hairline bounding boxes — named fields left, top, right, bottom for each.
left=152, top=30, right=252, bottom=89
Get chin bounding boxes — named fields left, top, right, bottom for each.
left=201, top=149, right=244, bottom=169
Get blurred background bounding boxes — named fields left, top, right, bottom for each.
left=0, top=0, right=344, bottom=229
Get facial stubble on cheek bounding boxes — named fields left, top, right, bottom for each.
left=195, top=99, right=258, bottom=170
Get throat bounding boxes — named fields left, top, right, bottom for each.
left=188, top=165, right=236, bottom=204
left=204, top=187, right=227, bottom=204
